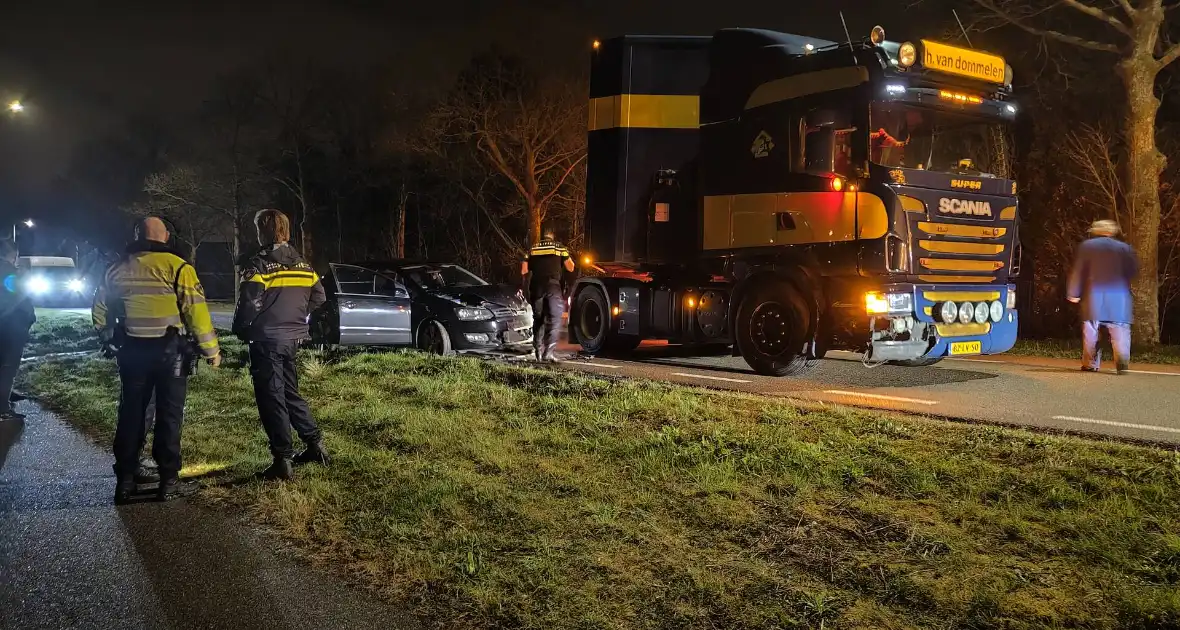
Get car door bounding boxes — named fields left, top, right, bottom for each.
left=329, top=264, right=412, bottom=346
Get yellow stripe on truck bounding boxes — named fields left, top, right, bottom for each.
left=588, top=95, right=700, bottom=131
left=918, top=222, right=1007, bottom=239
left=921, top=258, right=1005, bottom=272
left=919, top=240, right=1005, bottom=255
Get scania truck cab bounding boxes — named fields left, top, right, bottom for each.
left=571, top=26, right=1021, bottom=376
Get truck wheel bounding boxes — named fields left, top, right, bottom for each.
left=890, top=357, right=943, bottom=367
left=735, top=280, right=817, bottom=377
left=573, top=287, right=610, bottom=354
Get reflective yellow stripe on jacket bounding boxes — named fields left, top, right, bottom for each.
left=93, top=251, right=219, bottom=357
left=247, top=268, right=320, bottom=289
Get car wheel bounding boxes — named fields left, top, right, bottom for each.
left=735, top=279, right=817, bottom=377
left=417, top=320, right=454, bottom=356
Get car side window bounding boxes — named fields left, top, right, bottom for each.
left=332, top=265, right=379, bottom=295
left=373, top=273, right=408, bottom=299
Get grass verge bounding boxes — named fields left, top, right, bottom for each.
left=20, top=341, right=1180, bottom=629
left=26, top=308, right=99, bottom=356
left=1010, top=338, right=1180, bottom=365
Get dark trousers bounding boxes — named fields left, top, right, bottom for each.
left=249, top=339, right=321, bottom=459
left=531, top=283, right=564, bottom=351
left=0, top=324, right=30, bottom=415
left=115, top=338, right=187, bottom=479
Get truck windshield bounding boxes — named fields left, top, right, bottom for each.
left=869, top=103, right=1010, bottom=177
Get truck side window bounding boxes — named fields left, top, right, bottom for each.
left=803, top=126, right=835, bottom=172
left=833, top=128, right=856, bottom=176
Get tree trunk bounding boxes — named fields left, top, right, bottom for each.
left=396, top=183, right=408, bottom=258
left=528, top=203, right=543, bottom=247
left=1120, top=53, right=1165, bottom=344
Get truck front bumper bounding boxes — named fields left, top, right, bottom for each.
left=868, top=283, right=1019, bottom=362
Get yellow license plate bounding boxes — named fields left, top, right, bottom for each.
left=950, top=341, right=982, bottom=355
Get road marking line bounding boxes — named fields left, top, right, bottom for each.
left=822, top=390, right=939, bottom=406
left=1125, top=369, right=1180, bottom=376
left=671, top=372, right=752, bottom=383
left=580, top=363, right=620, bottom=369
left=1051, top=416, right=1180, bottom=435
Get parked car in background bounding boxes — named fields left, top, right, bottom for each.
left=311, top=260, right=533, bottom=354
left=18, top=256, right=92, bottom=307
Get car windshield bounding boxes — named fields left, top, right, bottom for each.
left=400, top=265, right=488, bottom=290
left=869, top=103, right=1011, bottom=177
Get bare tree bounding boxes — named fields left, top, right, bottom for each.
left=133, top=165, right=234, bottom=261
left=417, top=53, right=586, bottom=252
left=970, top=0, right=1180, bottom=343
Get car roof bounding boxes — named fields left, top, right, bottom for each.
left=340, top=260, right=457, bottom=270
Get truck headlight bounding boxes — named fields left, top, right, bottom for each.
left=865, top=292, right=889, bottom=315
left=27, top=276, right=50, bottom=295
left=1006, top=290, right=1017, bottom=310
left=939, top=301, right=958, bottom=323
left=67, top=278, right=86, bottom=293
left=973, top=301, right=989, bottom=324
left=989, top=300, right=1004, bottom=323
left=958, top=302, right=974, bottom=324
left=456, top=307, right=493, bottom=321
left=865, top=291, right=913, bottom=315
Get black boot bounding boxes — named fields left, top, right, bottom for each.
left=293, top=442, right=331, bottom=467
left=157, top=476, right=199, bottom=502
left=135, top=467, right=160, bottom=485
left=260, top=457, right=293, bottom=481
left=114, top=475, right=136, bottom=505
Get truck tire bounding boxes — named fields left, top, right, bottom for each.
left=890, top=357, right=943, bottom=367
left=735, top=279, right=817, bottom=377
left=572, top=287, right=610, bottom=354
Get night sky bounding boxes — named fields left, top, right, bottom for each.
left=0, top=0, right=939, bottom=220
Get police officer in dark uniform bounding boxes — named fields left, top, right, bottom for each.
left=93, top=217, right=221, bottom=504
left=521, top=227, right=575, bottom=362
left=233, top=209, right=327, bottom=481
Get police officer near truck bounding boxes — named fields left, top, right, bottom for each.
left=93, top=217, right=221, bottom=504
left=521, top=227, right=575, bottom=363
left=233, top=209, right=328, bottom=481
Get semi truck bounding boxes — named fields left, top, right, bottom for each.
left=568, top=26, right=1022, bottom=376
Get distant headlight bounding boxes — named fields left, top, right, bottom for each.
left=67, top=278, right=86, bottom=293
left=456, top=307, right=493, bottom=321
left=27, top=276, right=51, bottom=295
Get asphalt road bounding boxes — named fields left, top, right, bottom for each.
left=0, top=403, right=417, bottom=630
left=208, top=311, right=1180, bottom=443
left=541, top=344, right=1180, bottom=444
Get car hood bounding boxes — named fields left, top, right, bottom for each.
left=427, top=284, right=528, bottom=310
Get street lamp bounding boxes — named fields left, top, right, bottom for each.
left=13, top=219, right=33, bottom=241
left=7, top=101, right=23, bottom=114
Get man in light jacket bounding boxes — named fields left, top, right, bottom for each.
left=1067, top=219, right=1138, bottom=374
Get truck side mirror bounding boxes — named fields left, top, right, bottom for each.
left=804, top=128, right=836, bottom=173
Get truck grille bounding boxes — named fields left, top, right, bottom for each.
left=912, top=219, right=1012, bottom=284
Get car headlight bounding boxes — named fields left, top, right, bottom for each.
left=27, top=276, right=50, bottom=295
left=989, top=300, right=1004, bottom=323
left=67, top=278, right=86, bottom=293
left=939, top=301, right=958, bottom=323
left=973, top=301, right=989, bottom=324
left=456, top=307, right=493, bottom=321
